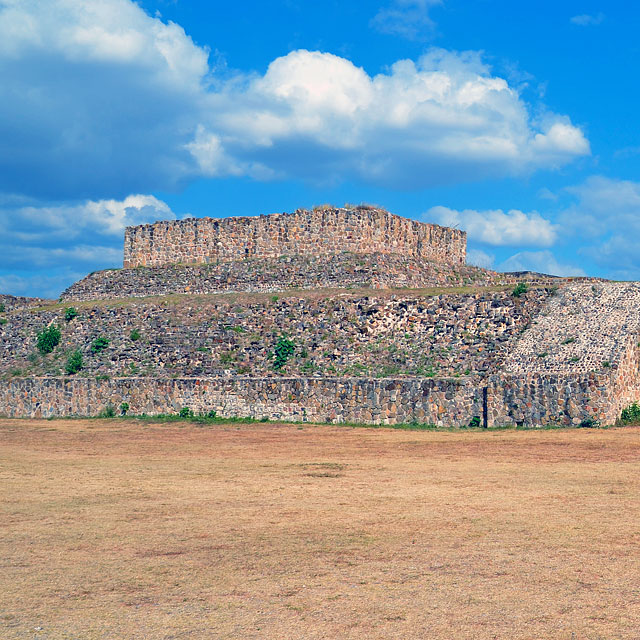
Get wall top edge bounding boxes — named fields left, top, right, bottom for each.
left=123, top=208, right=466, bottom=236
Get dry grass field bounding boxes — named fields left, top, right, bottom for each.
left=1, top=419, right=639, bottom=639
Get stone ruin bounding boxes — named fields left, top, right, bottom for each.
left=123, top=206, right=467, bottom=268
left=1, top=206, right=639, bottom=427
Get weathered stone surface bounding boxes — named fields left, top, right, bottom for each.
left=0, top=376, right=482, bottom=426
left=123, top=207, right=467, bottom=268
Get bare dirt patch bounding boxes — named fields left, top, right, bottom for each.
left=1, top=419, right=639, bottom=639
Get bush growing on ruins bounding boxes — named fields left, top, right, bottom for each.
left=129, top=328, right=141, bottom=341
left=91, top=336, right=110, bottom=354
left=120, top=402, right=130, bottom=416
left=579, top=417, right=601, bottom=428
left=37, top=325, right=61, bottom=354
left=65, top=349, right=83, bottom=375
left=64, top=307, right=78, bottom=322
left=272, top=336, right=295, bottom=370
left=0, top=302, right=5, bottom=312
left=179, top=407, right=194, bottom=418
left=0, top=318, right=6, bottom=326
left=619, top=403, right=640, bottom=425
left=512, top=282, right=528, bottom=298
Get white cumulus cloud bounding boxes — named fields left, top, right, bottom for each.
left=0, top=1, right=590, bottom=198
left=197, top=48, right=590, bottom=188
left=427, top=205, right=557, bottom=247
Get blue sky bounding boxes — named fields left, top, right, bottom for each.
left=1, top=0, right=639, bottom=297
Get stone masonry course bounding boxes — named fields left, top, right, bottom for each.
left=123, top=207, right=467, bottom=268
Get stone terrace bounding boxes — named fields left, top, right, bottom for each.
left=62, top=253, right=506, bottom=302
left=0, top=287, right=550, bottom=381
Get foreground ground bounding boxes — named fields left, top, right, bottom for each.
left=1, top=420, right=639, bottom=639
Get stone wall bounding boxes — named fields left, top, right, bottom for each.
left=0, top=376, right=481, bottom=426
left=0, top=371, right=632, bottom=427
left=487, top=372, right=614, bottom=426
left=123, top=207, right=466, bottom=268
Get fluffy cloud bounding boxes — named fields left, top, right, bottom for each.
left=0, top=0, right=589, bottom=199
left=371, top=0, right=443, bottom=39
left=428, top=205, right=557, bottom=247
left=204, top=48, right=590, bottom=188
left=498, top=251, right=585, bottom=277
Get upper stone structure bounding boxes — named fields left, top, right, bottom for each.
left=123, top=206, right=466, bottom=268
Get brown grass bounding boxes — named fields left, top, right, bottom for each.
left=1, top=420, right=639, bottom=639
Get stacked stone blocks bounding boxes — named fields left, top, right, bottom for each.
left=123, top=207, right=466, bottom=268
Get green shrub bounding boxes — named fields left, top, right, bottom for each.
left=179, top=407, right=194, bottom=418
left=64, top=349, right=83, bottom=374
left=120, top=402, right=130, bottom=416
left=579, top=417, right=601, bottom=429
left=36, top=325, right=61, bottom=354
left=98, top=405, right=116, bottom=418
left=272, top=336, right=295, bottom=370
left=271, top=295, right=279, bottom=303
left=90, top=336, right=110, bottom=354
left=512, top=282, right=528, bottom=298
left=468, top=416, right=481, bottom=428
left=620, top=403, right=640, bottom=425
left=0, top=318, right=6, bottom=326
left=0, top=302, right=5, bottom=312
left=64, top=307, right=78, bottom=322
left=129, top=328, right=141, bottom=341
